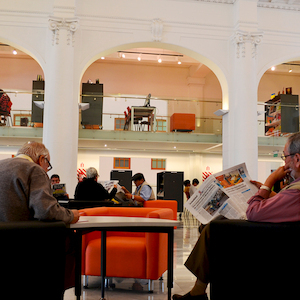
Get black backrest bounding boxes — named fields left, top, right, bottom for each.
left=210, top=219, right=300, bottom=300
left=0, top=221, right=67, bottom=300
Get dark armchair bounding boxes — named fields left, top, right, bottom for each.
left=0, top=221, right=67, bottom=300
left=210, top=219, right=300, bottom=300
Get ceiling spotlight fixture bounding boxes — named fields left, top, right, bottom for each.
left=12, top=50, right=17, bottom=55
left=137, top=55, right=141, bottom=61
left=158, top=56, right=162, bottom=63
left=271, top=66, right=275, bottom=71
left=101, top=57, right=105, bottom=60
left=122, top=53, right=125, bottom=58
left=289, top=68, right=292, bottom=73
left=178, top=60, right=182, bottom=65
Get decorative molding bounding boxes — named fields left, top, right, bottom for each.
left=48, top=17, right=79, bottom=46
left=232, top=30, right=263, bottom=58
left=151, top=18, right=163, bottom=42
left=258, top=1, right=300, bottom=11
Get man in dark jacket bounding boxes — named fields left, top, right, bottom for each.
left=74, top=167, right=117, bottom=201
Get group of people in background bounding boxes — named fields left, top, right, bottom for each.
left=51, top=167, right=155, bottom=206
left=183, top=178, right=200, bottom=199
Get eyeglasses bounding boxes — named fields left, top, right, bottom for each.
left=44, top=157, right=53, bottom=172
left=281, top=153, right=296, bottom=161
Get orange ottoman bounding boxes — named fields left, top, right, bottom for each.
left=170, top=113, right=195, bottom=132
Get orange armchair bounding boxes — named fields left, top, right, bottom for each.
left=144, top=200, right=177, bottom=221
left=79, top=206, right=174, bottom=287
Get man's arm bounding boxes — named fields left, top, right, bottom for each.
left=246, top=189, right=300, bottom=222
left=29, top=168, right=78, bottom=224
left=124, top=185, right=152, bottom=203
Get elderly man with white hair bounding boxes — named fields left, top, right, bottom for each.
left=0, top=141, right=79, bottom=224
left=74, top=167, right=117, bottom=201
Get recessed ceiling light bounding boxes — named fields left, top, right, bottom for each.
left=12, top=50, right=17, bottom=55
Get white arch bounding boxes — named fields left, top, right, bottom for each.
left=78, top=42, right=229, bottom=109
left=0, top=36, right=45, bottom=73
left=258, top=54, right=300, bottom=85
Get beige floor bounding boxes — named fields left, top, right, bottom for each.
left=64, top=213, right=205, bottom=300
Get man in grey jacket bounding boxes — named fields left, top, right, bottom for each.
left=0, top=141, right=79, bottom=290
left=0, top=141, right=79, bottom=224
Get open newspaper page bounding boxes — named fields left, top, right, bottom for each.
left=100, top=180, right=122, bottom=193
left=185, top=163, right=258, bottom=224
left=99, top=180, right=134, bottom=205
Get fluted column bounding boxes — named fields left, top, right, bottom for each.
left=222, top=26, right=263, bottom=179
left=43, top=16, right=79, bottom=195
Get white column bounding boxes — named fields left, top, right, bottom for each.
left=43, top=16, right=79, bottom=196
left=222, top=0, right=263, bottom=179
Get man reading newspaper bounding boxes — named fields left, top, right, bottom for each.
left=173, top=132, right=300, bottom=300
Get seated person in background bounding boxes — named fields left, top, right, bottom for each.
left=122, top=173, right=155, bottom=206
left=189, top=178, right=199, bottom=198
left=51, top=174, right=69, bottom=200
left=183, top=180, right=191, bottom=199
left=51, top=173, right=61, bottom=185
left=173, top=132, right=300, bottom=300
left=74, top=167, right=117, bottom=201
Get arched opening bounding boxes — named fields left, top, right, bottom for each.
left=79, top=42, right=227, bottom=138
left=0, top=41, right=44, bottom=128
left=258, top=56, right=300, bottom=138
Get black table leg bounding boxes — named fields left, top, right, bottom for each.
left=101, top=230, right=107, bottom=300
left=74, top=231, right=82, bottom=300
left=167, top=228, right=174, bottom=300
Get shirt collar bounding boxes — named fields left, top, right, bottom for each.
left=16, top=154, right=34, bottom=163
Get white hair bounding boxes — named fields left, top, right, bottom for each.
left=17, top=141, right=49, bottom=163
left=86, top=167, right=98, bottom=179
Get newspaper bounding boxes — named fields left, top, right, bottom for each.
left=185, top=163, right=258, bottom=224
left=99, top=180, right=121, bottom=193
left=99, top=180, right=134, bottom=205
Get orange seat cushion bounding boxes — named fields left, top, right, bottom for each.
left=85, top=236, right=147, bottom=278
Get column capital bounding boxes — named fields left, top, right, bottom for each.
left=48, top=16, right=79, bottom=46
left=151, top=18, right=163, bottom=42
left=232, top=30, right=263, bottom=58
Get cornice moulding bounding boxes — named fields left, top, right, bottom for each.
left=258, top=2, right=300, bottom=10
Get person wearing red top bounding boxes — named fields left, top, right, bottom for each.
left=173, top=132, right=300, bottom=300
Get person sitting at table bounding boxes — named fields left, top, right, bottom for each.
left=0, top=141, right=80, bottom=291
left=74, top=167, right=117, bottom=201
left=122, top=172, right=155, bottom=206
left=172, top=131, right=300, bottom=300
left=51, top=174, right=69, bottom=200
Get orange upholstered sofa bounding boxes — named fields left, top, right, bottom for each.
left=79, top=206, right=174, bottom=286
left=144, top=200, right=177, bottom=221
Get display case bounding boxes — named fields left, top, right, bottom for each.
left=31, top=80, right=44, bottom=123
left=81, top=82, right=103, bottom=128
left=265, top=94, right=299, bottom=136
left=157, top=171, right=183, bottom=212
left=110, top=170, right=132, bottom=193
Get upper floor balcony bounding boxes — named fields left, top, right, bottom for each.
left=0, top=92, right=289, bottom=156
